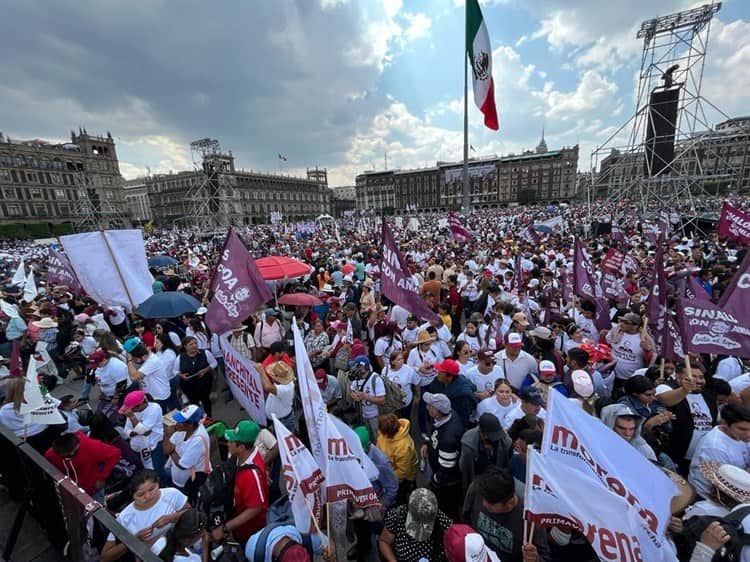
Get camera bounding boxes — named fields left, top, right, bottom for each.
left=346, top=364, right=368, bottom=381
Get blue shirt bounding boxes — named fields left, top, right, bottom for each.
left=245, top=525, right=326, bottom=562
left=368, top=445, right=398, bottom=508
left=5, top=317, right=27, bottom=341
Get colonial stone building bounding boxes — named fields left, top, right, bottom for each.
left=355, top=136, right=579, bottom=212
left=0, top=129, right=127, bottom=227
left=144, top=151, right=332, bottom=227
left=122, top=177, right=151, bottom=224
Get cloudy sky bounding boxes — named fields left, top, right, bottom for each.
left=0, top=0, right=748, bottom=186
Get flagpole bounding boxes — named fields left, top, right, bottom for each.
left=462, top=0, right=470, bottom=214
left=96, top=229, right=136, bottom=311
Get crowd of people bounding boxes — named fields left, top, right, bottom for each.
left=0, top=198, right=749, bottom=562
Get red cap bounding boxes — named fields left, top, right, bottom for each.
left=434, top=359, right=460, bottom=376
left=87, top=349, right=107, bottom=368
left=314, top=368, right=327, bottom=382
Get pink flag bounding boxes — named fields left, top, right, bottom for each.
left=676, top=297, right=750, bottom=359
left=379, top=220, right=439, bottom=322
left=449, top=211, right=473, bottom=243
left=718, top=202, right=750, bottom=244
left=47, top=248, right=83, bottom=295
left=600, top=247, right=625, bottom=273
left=718, top=252, right=750, bottom=309
left=573, top=238, right=609, bottom=331
left=662, top=314, right=685, bottom=361
left=205, top=229, right=272, bottom=335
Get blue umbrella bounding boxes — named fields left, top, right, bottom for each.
left=135, top=291, right=201, bottom=319
left=533, top=224, right=553, bottom=234
left=147, top=255, right=178, bottom=268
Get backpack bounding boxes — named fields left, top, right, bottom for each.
left=377, top=370, right=406, bottom=415
left=674, top=506, right=750, bottom=562
left=195, top=458, right=261, bottom=530
left=251, top=523, right=313, bottom=562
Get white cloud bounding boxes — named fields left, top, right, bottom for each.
left=320, top=0, right=348, bottom=9
left=701, top=18, right=750, bottom=121
left=533, top=70, right=618, bottom=119
left=403, top=12, right=432, bottom=41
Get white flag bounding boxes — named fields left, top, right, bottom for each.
left=539, top=215, right=564, bottom=233
left=23, top=267, right=38, bottom=302
left=1, top=300, right=20, bottom=319
left=292, top=321, right=328, bottom=473
left=12, top=259, right=26, bottom=287
left=59, top=229, right=153, bottom=309
left=220, top=335, right=267, bottom=425
left=525, top=449, right=677, bottom=562
left=324, top=414, right=379, bottom=506
left=19, top=357, right=65, bottom=425
left=344, top=318, right=354, bottom=344
left=272, top=415, right=325, bottom=533
left=541, top=391, right=678, bottom=560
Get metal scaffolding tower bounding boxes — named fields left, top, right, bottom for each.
left=72, top=172, right=129, bottom=232
left=589, top=2, right=736, bottom=224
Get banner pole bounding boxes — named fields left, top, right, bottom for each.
left=684, top=353, right=694, bottom=383
left=98, top=229, right=136, bottom=311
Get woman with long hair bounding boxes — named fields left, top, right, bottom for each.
left=155, top=508, right=208, bottom=562
left=155, top=333, right=181, bottom=411
left=0, top=377, right=66, bottom=452
left=175, top=336, right=216, bottom=417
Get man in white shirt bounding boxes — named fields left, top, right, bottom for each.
left=606, top=312, right=653, bottom=383
left=348, top=356, right=385, bottom=441
left=164, top=404, right=211, bottom=503
left=466, top=348, right=505, bottom=401
left=494, top=333, right=538, bottom=391
left=502, top=387, right=547, bottom=431
left=260, top=361, right=297, bottom=432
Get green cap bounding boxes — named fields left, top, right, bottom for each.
left=207, top=421, right=227, bottom=439
left=353, top=426, right=370, bottom=450
left=225, top=420, right=260, bottom=444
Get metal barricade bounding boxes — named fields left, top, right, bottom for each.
left=0, top=425, right=160, bottom=562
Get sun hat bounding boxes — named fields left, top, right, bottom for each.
left=172, top=404, right=205, bottom=424
left=118, top=390, right=146, bottom=414
left=507, top=332, right=523, bottom=347
left=321, top=284, right=335, bottom=293
left=405, top=488, right=439, bottom=542
left=700, top=462, right=750, bottom=504
left=621, top=312, right=642, bottom=325
left=266, top=361, right=296, bottom=384
left=423, top=392, right=452, bottom=415
left=415, top=330, right=436, bottom=345
left=434, top=359, right=460, bottom=377
left=32, top=317, right=58, bottom=329
left=225, top=420, right=260, bottom=444
left=512, top=312, right=529, bottom=327
left=444, top=523, right=501, bottom=562
left=530, top=326, right=553, bottom=341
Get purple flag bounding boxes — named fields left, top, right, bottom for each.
left=600, top=247, right=625, bottom=273
left=642, top=222, right=659, bottom=244
left=676, top=297, right=750, bottom=359
left=610, top=222, right=626, bottom=248
left=718, top=202, right=750, bottom=244
left=662, top=314, right=685, bottom=361
left=573, top=238, right=610, bottom=330
left=47, top=247, right=83, bottom=295
left=205, top=229, right=272, bottom=335
left=600, top=271, right=628, bottom=302
left=646, top=240, right=666, bottom=341
left=685, top=275, right=710, bottom=302
left=379, top=220, right=439, bottom=322
left=520, top=225, right=541, bottom=245
left=718, top=252, right=750, bottom=309
left=449, top=211, right=473, bottom=243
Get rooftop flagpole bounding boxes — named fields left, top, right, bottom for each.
left=462, top=0, right=470, bottom=214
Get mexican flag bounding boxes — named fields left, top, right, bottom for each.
left=467, top=0, right=499, bottom=130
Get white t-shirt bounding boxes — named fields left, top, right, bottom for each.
left=407, top=347, right=440, bottom=387
left=108, top=487, right=187, bottom=542
left=731, top=375, right=750, bottom=395
left=575, top=315, right=599, bottom=344
left=384, top=364, right=420, bottom=406
left=715, top=357, right=744, bottom=383
left=457, top=333, right=482, bottom=353
left=124, top=402, right=165, bottom=452
left=157, top=349, right=178, bottom=380
left=466, top=365, right=505, bottom=394
left=350, top=373, right=386, bottom=419
left=689, top=426, right=750, bottom=498
left=254, top=428, right=278, bottom=463
left=608, top=332, right=645, bottom=380
left=373, top=337, right=403, bottom=369
left=265, top=382, right=295, bottom=419
left=476, top=396, right=517, bottom=425
left=684, top=393, right=714, bottom=459
left=389, top=306, right=410, bottom=330
left=0, top=403, right=46, bottom=437
left=169, top=425, right=211, bottom=487
left=502, top=402, right=546, bottom=431
left=96, top=357, right=129, bottom=397
left=139, top=354, right=171, bottom=400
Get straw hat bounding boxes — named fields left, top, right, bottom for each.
left=415, top=330, right=435, bottom=345
left=659, top=467, right=695, bottom=514
left=32, top=317, right=58, bottom=329
left=700, top=462, right=750, bottom=504
left=266, top=361, right=295, bottom=385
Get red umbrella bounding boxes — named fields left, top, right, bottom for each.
left=255, top=256, right=313, bottom=281
left=278, top=293, right=323, bottom=307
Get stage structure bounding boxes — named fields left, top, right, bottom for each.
left=175, top=138, right=235, bottom=231
left=72, top=172, right=129, bottom=232
left=589, top=2, right=737, bottom=229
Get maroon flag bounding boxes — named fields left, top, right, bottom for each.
left=205, top=229, right=273, bottom=335
left=380, top=220, right=439, bottom=322
left=600, top=247, right=625, bottom=273
left=449, top=211, right=472, bottom=243
left=8, top=341, right=22, bottom=378
left=677, top=297, right=750, bottom=359
left=658, top=210, right=671, bottom=240
left=611, top=221, right=626, bottom=248
left=718, top=252, right=750, bottom=309
left=520, top=225, right=541, bottom=245
left=685, top=274, right=710, bottom=302
left=718, top=202, right=750, bottom=244
left=573, top=238, right=610, bottom=330
left=621, top=254, right=640, bottom=276
left=642, top=222, right=659, bottom=244
left=662, top=314, right=685, bottom=361
left=600, top=271, right=628, bottom=301
left=47, top=247, right=83, bottom=295
left=646, top=239, right=667, bottom=339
